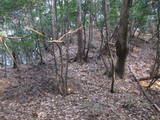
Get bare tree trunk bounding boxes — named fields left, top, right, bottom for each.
left=85, top=1, right=93, bottom=61
left=51, top=0, right=57, bottom=40
left=148, top=1, right=160, bottom=88
left=50, top=0, right=59, bottom=92
left=75, top=0, right=85, bottom=63
left=12, top=51, right=17, bottom=69
left=100, top=0, right=110, bottom=55
left=115, top=0, right=132, bottom=78
left=103, top=0, right=110, bottom=29
left=102, top=0, right=116, bottom=92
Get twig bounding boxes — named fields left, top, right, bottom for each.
left=128, top=65, right=160, bottom=112
left=25, top=26, right=46, bottom=37
left=0, top=34, right=26, bottom=40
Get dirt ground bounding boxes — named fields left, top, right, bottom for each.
left=0, top=34, right=160, bottom=120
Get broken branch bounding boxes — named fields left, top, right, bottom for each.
left=48, top=26, right=83, bottom=43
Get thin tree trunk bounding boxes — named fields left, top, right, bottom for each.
left=75, top=0, right=85, bottom=63
left=51, top=0, right=58, bottom=81
left=85, top=1, right=93, bottom=61
left=115, top=0, right=132, bottom=78
left=12, top=51, right=17, bottom=69
left=102, top=0, right=116, bottom=92
left=100, top=0, right=110, bottom=54
left=51, top=0, right=57, bottom=40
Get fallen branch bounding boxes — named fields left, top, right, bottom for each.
left=139, top=74, right=160, bottom=81
left=0, top=34, right=26, bottom=42
left=128, top=65, right=160, bottom=112
left=0, top=35, right=25, bottom=39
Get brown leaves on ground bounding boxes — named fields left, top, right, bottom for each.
left=0, top=36, right=159, bottom=120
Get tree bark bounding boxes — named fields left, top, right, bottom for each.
left=12, top=51, right=17, bottom=69
left=115, top=0, right=132, bottom=78
left=99, top=0, right=110, bottom=56
left=51, top=0, right=57, bottom=40
left=103, top=0, right=110, bottom=30
left=75, top=0, right=85, bottom=63
left=84, top=0, right=93, bottom=61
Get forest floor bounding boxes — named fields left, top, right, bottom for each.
left=0, top=32, right=160, bottom=120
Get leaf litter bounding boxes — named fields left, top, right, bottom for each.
left=0, top=37, right=159, bottom=120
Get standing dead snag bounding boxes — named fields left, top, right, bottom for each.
left=115, top=0, right=132, bottom=78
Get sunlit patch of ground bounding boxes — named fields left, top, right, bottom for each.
left=0, top=87, right=5, bottom=93
left=0, top=79, right=10, bottom=93
left=139, top=80, right=160, bottom=91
